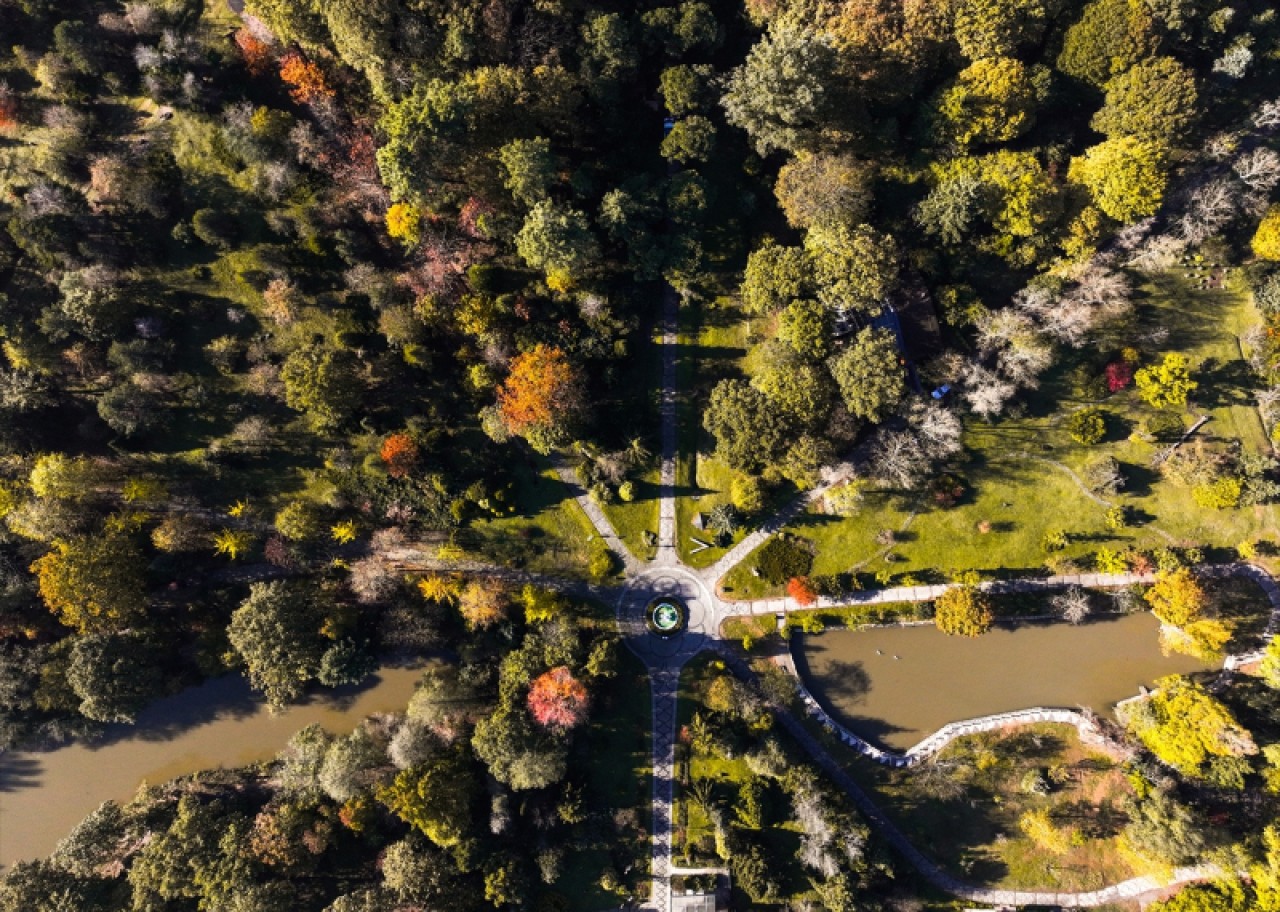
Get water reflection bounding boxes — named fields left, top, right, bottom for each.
left=0, top=664, right=427, bottom=869
left=796, top=612, right=1217, bottom=752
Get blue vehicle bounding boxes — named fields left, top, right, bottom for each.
left=663, top=115, right=676, bottom=135
left=931, top=384, right=951, bottom=400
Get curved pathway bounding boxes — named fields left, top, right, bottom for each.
left=538, top=295, right=1279, bottom=909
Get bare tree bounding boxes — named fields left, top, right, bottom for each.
left=961, top=361, right=1017, bottom=421
left=1253, top=98, right=1280, bottom=132
left=1051, top=587, right=1092, bottom=625
left=1125, top=233, right=1187, bottom=273
left=1176, top=178, right=1239, bottom=245
left=868, top=429, right=931, bottom=489
left=905, top=401, right=963, bottom=461
left=1234, top=147, right=1280, bottom=194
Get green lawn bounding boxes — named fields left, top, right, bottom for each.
left=674, top=298, right=757, bottom=568
left=469, top=459, right=601, bottom=578
left=599, top=464, right=662, bottom=562
left=560, top=649, right=654, bottom=911
left=721, top=269, right=1280, bottom=598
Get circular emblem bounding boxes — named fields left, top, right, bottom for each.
left=646, top=597, right=687, bottom=637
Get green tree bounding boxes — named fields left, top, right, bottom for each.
left=471, top=701, right=569, bottom=790
left=1057, top=0, right=1160, bottom=87
left=66, top=631, right=164, bottom=723
left=934, top=57, right=1043, bottom=146
left=751, top=348, right=835, bottom=428
left=514, top=201, right=600, bottom=289
left=703, top=380, right=791, bottom=473
left=227, top=581, right=327, bottom=707
left=934, top=585, right=993, bottom=637
left=660, top=116, right=716, bottom=164
left=828, top=326, right=904, bottom=423
left=741, top=241, right=808, bottom=315
left=804, top=223, right=897, bottom=315
left=378, top=746, right=476, bottom=848
left=281, top=344, right=361, bottom=429
left=496, top=137, right=556, bottom=206
left=777, top=299, right=831, bottom=358
left=1069, top=137, right=1168, bottom=223
left=1149, top=884, right=1248, bottom=912
left=722, top=27, right=838, bottom=155
left=953, top=0, right=1047, bottom=59
left=1135, top=353, right=1197, bottom=409
left=1260, top=635, right=1280, bottom=689
left=1121, top=789, right=1206, bottom=867
left=1091, top=57, right=1199, bottom=148
left=660, top=64, right=715, bottom=114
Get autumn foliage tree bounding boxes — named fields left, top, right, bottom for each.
left=934, top=584, right=993, bottom=637
left=1144, top=567, right=1206, bottom=628
left=31, top=534, right=146, bottom=634
left=458, top=578, right=509, bottom=630
left=380, top=433, right=420, bottom=479
left=497, top=344, right=585, bottom=453
left=527, top=666, right=590, bottom=731
left=279, top=53, right=334, bottom=106
left=234, top=28, right=273, bottom=77
left=787, top=576, right=818, bottom=606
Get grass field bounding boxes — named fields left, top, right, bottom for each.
left=469, top=459, right=600, bottom=578
left=719, top=271, right=1280, bottom=598
left=559, top=649, right=653, bottom=911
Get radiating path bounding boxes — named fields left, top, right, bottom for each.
left=549, top=454, right=644, bottom=577
left=656, top=288, right=679, bottom=566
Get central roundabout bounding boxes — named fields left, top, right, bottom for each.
left=617, top=565, right=716, bottom=661
left=646, top=596, right=687, bottom=637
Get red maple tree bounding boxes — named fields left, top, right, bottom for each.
left=527, top=666, right=589, bottom=731
left=1105, top=361, right=1133, bottom=393
left=380, top=433, right=420, bottom=479
left=787, top=576, right=818, bottom=606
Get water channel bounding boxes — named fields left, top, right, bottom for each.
left=795, top=612, right=1218, bottom=752
left=0, top=664, right=427, bottom=870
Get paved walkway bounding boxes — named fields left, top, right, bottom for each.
left=523, top=290, right=1280, bottom=909
left=656, top=288, right=679, bottom=567
left=549, top=454, right=645, bottom=577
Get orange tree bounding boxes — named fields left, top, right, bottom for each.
left=787, top=576, right=818, bottom=606
left=279, top=53, right=334, bottom=106
left=380, top=433, right=420, bottom=479
left=496, top=344, right=584, bottom=453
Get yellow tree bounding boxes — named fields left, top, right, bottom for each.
left=31, top=534, right=146, bottom=633
left=458, top=578, right=509, bottom=630
left=1126, top=675, right=1255, bottom=776
left=1144, top=567, right=1205, bottom=628
left=934, top=584, right=993, bottom=637
left=1254, top=205, right=1280, bottom=261
left=1134, top=353, right=1197, bottom=409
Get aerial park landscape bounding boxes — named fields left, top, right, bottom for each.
left=3, top=1, right=1280, bottom=911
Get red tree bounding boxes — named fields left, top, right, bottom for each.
left=234, top=28, right=273, bottom=77
left=1105, top=361, right=1133, bottom=393
left=787, top=576, right=818, bottom=606
left=527, top=666, right=590, bottom=731
left=380, top=433, right=420, bottom=479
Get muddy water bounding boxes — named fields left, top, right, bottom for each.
left=0, top=665, right=427, bottom=869
left=795, top=613, right=1218, bottom=752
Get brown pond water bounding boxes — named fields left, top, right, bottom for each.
left=795, top=612, right=1218, bottom=752
left=0, top=664, right=427, bottom=870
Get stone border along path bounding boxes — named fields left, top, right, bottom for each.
left=479, top=291, right=1280, bottom=909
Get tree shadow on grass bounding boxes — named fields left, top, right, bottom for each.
left=1194, top=357, right=1256, bottom=409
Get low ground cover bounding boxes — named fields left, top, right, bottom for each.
left=719, top=273, right=1279, bottom=598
